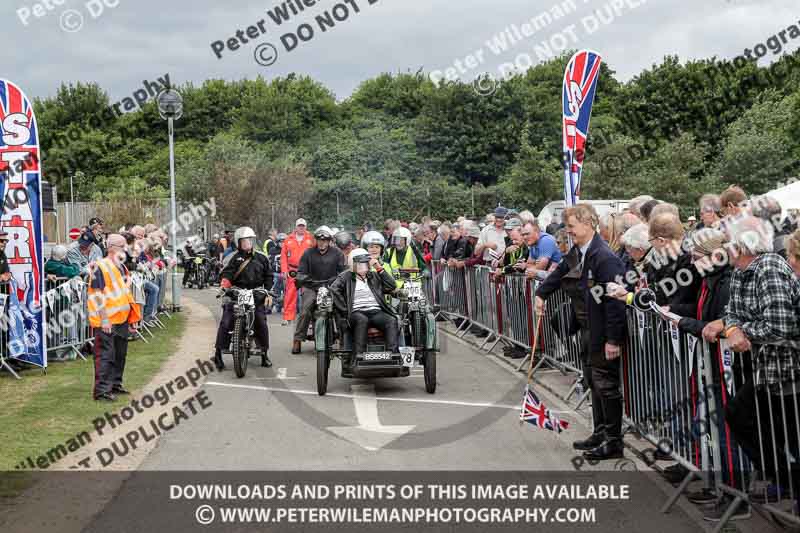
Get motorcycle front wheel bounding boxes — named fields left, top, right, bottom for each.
left=232, top=316, right=249, bottom=378
left=423, top=350, right=436, bottom=394
left=316, top=350, right=329, bottom=396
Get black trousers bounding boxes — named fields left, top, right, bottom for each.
left=578, top=329, right=605, bottom=437
left=351, top=309, right=398, bottom=354
left=294, top=287, right=317, bottom=342
left=215, top=302, right=269, bottom=356
left=589, top=356, right=623, bottom=440
left=93, top=323, right=129, bottom=397
left=726, top=379, right=800, bottom=487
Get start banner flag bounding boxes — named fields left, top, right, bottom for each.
left=562, top=50, right=602, bottom=207
left=0, top=79, right=46, bottom=368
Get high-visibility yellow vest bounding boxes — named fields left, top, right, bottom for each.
left=387, top=247, right=417, bottom=271
left=88, top=258, right=133, bottom=327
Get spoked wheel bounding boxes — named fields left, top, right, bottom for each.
left=317, top=350, right=329, bottom=395
left=423, top=350, right=436, bottom=394
left=232, top=317, right=249, bottom=378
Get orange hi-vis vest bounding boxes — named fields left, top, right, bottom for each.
left=88, top=258, right=139, bottom=327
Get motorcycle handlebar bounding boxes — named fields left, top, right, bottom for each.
left=216, top=287, right=275, bottom=299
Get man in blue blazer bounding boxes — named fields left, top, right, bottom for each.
left=536, top=203, right=627, bottom=460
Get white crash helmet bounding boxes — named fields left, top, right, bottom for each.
left=392, top=226, right=413, bottom=246
left=349, top=247, right=370, bottom=265
left=233, top=226, right=257, bottom=247
left=314, top=225, right=333, bottom=239
left=361, top=230, right=386, bottom=250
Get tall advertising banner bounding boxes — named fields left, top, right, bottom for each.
left=562, top=50, right=602, bottom=207
left=0, top=80, right=46, bottom=368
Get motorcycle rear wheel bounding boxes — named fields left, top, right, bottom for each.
left=232, top=317, right=249, bottom=378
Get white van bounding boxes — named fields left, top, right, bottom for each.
left=537, top=199, right=630, bottom=229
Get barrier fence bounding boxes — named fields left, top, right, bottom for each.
left=428, top=264, right=800, bottom=530
left=1, top=265, right=177, bottom=380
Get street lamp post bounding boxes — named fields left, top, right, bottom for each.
left=157, top=89, right=184, bottom=311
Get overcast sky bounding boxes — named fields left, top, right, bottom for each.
left=5, top=0, right=800, bottom=102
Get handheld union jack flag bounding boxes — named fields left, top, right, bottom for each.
left=562, top=50, right=602, bottom=207
left=520, top=385, right=569, bottom=433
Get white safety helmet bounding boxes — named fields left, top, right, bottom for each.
left=392, top=227, right=412, bottom=241
left=314, top=225, right=333, bottom=240
left=392, top=226, right=413, bottom=247
left=361, top=230, right=386, bottom=250
left=349, top=247, right=370, bottom=265
left=233, top=226, right=257, bottom=248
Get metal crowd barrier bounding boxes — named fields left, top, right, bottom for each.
left=44, top=276, right=91, bottom=360
left=703, top=342, right=800, bottom=529
left=498, top=274, right=533, bottom=350
left=463, top=266, right=501, bottom=350
left=437, top=265, right=469, bottom=323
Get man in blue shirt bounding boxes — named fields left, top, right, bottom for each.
left=523, top=221, right=562, bottom=279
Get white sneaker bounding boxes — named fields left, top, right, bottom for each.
left=281, top=320, right=289, bottom=326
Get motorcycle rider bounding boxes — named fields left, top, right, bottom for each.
left=269, top=233, right=287, bottom=314
left=384, top=227, right=428, bottom=284
left=213, top=227, right=274, bottom=370
left=330, top=248, right=399, bottom=376
left=292, top=226, right=346, bottom=354
left=181, top=238, right=198, bottom=288
left=362, top=230, right=397, bottom=286
left=335, top=230, right=355, bottom=268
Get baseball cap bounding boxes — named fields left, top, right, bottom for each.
left=493, top=206, right=508, bottom=218
left=78, top=233, right=94, bottom=248
left=504, top=218, right=523, bottom=230
left=466, top=225, right=481, bottom=239
left=89, top=217, right=104, bottom=226
left=296, top=218, right=307, bottom=227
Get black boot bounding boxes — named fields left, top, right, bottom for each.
left=212, top=352, right=224, bottom=371
left=572, top=432, right=605, bottom=451
left=583, top=439, right=624, bottom=461
left=261, top=352, right=272, bottom=368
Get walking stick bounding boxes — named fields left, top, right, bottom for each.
left=526, top=312, right=544, bottom=385
left=520, top=311, right=544, bottom=426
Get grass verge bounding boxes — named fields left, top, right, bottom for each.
left=0, top=313, right=186, bottom=476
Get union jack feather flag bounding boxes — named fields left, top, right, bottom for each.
left=0, top=79, right=46, bottom=367
left=520, top=385, right=569, bottom=433
left=562, top=50, right=602, bottom=207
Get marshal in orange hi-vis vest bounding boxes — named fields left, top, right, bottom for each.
left=88, top=258, right=141, bottom=327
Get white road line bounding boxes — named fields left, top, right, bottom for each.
left=205, top=381, right=522, bottom=410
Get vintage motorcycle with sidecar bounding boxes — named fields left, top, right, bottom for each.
left=311, top=266, right=438, bottom=396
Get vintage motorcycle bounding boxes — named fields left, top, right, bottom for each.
left=313, top=268, right=438, bottom=396
left=217, top=286, right=272, bottom=378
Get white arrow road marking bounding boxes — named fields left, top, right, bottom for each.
left=327, top=384, right=415, bottom=451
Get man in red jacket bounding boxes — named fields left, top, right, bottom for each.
left=280, top=218, right=315, bottom=324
